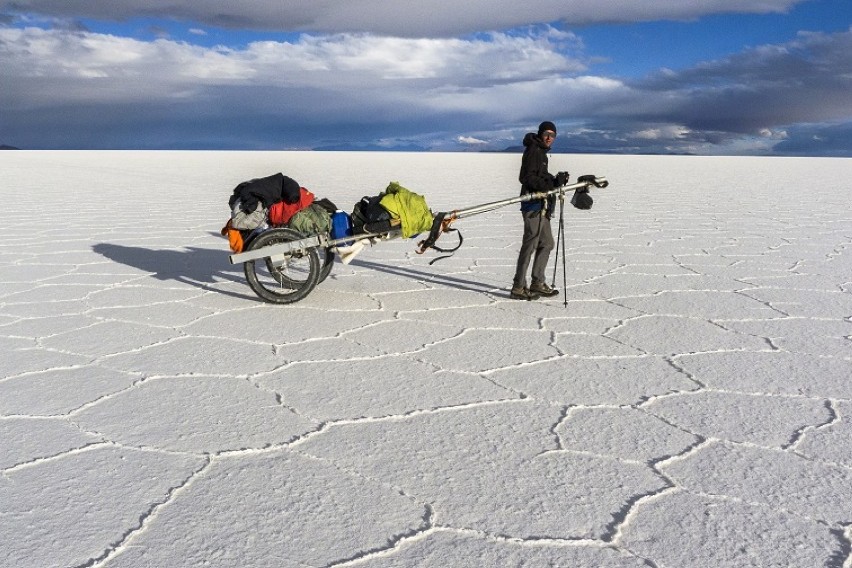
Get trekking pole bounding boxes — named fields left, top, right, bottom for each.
left=550, top=190, right=569, bottom=307
left=559, top=200, right=568, bottom=308
left=560, top=196, right=568, bottom=308
left=551, top=192, right=563, bottom=288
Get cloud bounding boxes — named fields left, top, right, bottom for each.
left=541, top=28, right=852, bottom=155
left=771, top=121, right=852, bottom=157
left=1, top=17, right=850, bottom=155
left=628, top=30, right=852, bottom=132
left=632, top=125, right=691, bottom=140
left=0, top=26, right=583, bottom=95
left=3, top=0, right=807, bottom=36
left=0, top=25, right=590, bottom=148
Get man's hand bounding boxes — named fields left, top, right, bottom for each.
left=555, top=171, right=570, bottom=186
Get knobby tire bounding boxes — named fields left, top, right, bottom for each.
left=243, top=228, right=321, bottom=304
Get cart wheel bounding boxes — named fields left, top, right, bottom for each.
left=243, top=228, right=320, bottom=304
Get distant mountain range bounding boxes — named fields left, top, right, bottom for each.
left=312, top=142, right=430, bottom=152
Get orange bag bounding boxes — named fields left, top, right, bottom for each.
left=220, top=219, right=244, bottom=253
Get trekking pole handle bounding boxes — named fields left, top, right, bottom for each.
left=525, top=175, right=609, bottom=202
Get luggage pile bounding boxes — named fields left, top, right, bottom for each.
left=221, top=174, right=434, bottom=255
left=221, top=173, right=338, bottom=253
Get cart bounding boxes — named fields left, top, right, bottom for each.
left=229, top=175, right=608, bottom=304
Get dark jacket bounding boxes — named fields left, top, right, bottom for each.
left=228, top=173, right=301, bottom=213
left=518, top=133, right=557, bottom=215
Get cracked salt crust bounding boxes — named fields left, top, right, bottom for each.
left=1, top=151, right=850, bottom=568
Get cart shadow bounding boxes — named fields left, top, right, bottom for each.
left=349, top=259, right=501, bottom=295
left=91, top=242, right=257, bottom=300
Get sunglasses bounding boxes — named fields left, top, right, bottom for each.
left=541, top=131, right=557, bottom=138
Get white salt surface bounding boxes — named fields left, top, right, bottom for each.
left=1, top=151, right=851, bottom=567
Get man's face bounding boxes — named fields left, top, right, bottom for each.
left=541, top=130, right=556, bottom=149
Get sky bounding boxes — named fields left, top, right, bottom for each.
left=1, top=0, right=851, bottom=155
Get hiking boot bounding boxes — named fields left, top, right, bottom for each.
left=510, top=286, right=540, bottom=301
left=530, top=281, right=559, bottom=297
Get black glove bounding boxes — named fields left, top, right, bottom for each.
left=555, top=171, right=570, bottom=187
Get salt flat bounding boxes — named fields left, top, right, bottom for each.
left=1, top=151, right=851, bottom=568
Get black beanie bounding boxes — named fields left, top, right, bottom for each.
left=538, top=121, right=557, bottom=135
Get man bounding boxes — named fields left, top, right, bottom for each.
left=511, top=121, right=569, bottom=300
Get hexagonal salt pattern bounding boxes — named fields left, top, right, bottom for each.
left=2, top=152, right=850, bottom=568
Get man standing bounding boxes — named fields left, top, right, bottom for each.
left=511, top=121, right=569, bottom=300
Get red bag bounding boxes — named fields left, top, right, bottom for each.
left=268, top=188, right=314, bottom=226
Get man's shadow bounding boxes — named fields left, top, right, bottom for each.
left=92, top=236, right=257, bottom=300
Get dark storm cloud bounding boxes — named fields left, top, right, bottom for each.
left=631, top=29, right=852, bottom=133
left=772, top=122, right=852, bottom=157
left=542, top=28, right=852, bottom=155
left=2, top=0, right=806, bottom=36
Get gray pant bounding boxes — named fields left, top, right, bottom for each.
left=513, top=210, right=554, bottom=289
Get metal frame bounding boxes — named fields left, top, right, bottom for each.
left=451, top=177, right=607, bottom=220
left=229, top=228, right=401, bottom=265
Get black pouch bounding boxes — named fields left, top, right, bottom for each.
left=571, top=189, right=593, bottom=210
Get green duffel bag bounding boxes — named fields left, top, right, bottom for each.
left=288, top=202, right=332, bottom=235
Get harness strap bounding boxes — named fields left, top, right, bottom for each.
left=426, top=228, right=463, bottom=264
left=417, top=211, right=464, bottom=263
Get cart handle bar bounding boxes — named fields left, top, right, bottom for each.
left=416, top=175, right=608, bottom=255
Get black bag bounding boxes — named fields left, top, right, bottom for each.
left=351, top=194, right=391, bottom=233
left=571, top=188, right=593, bottom=210
left=359, top=195, right=390, bottom=222
left=313, top=197, right=338, bottom=214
